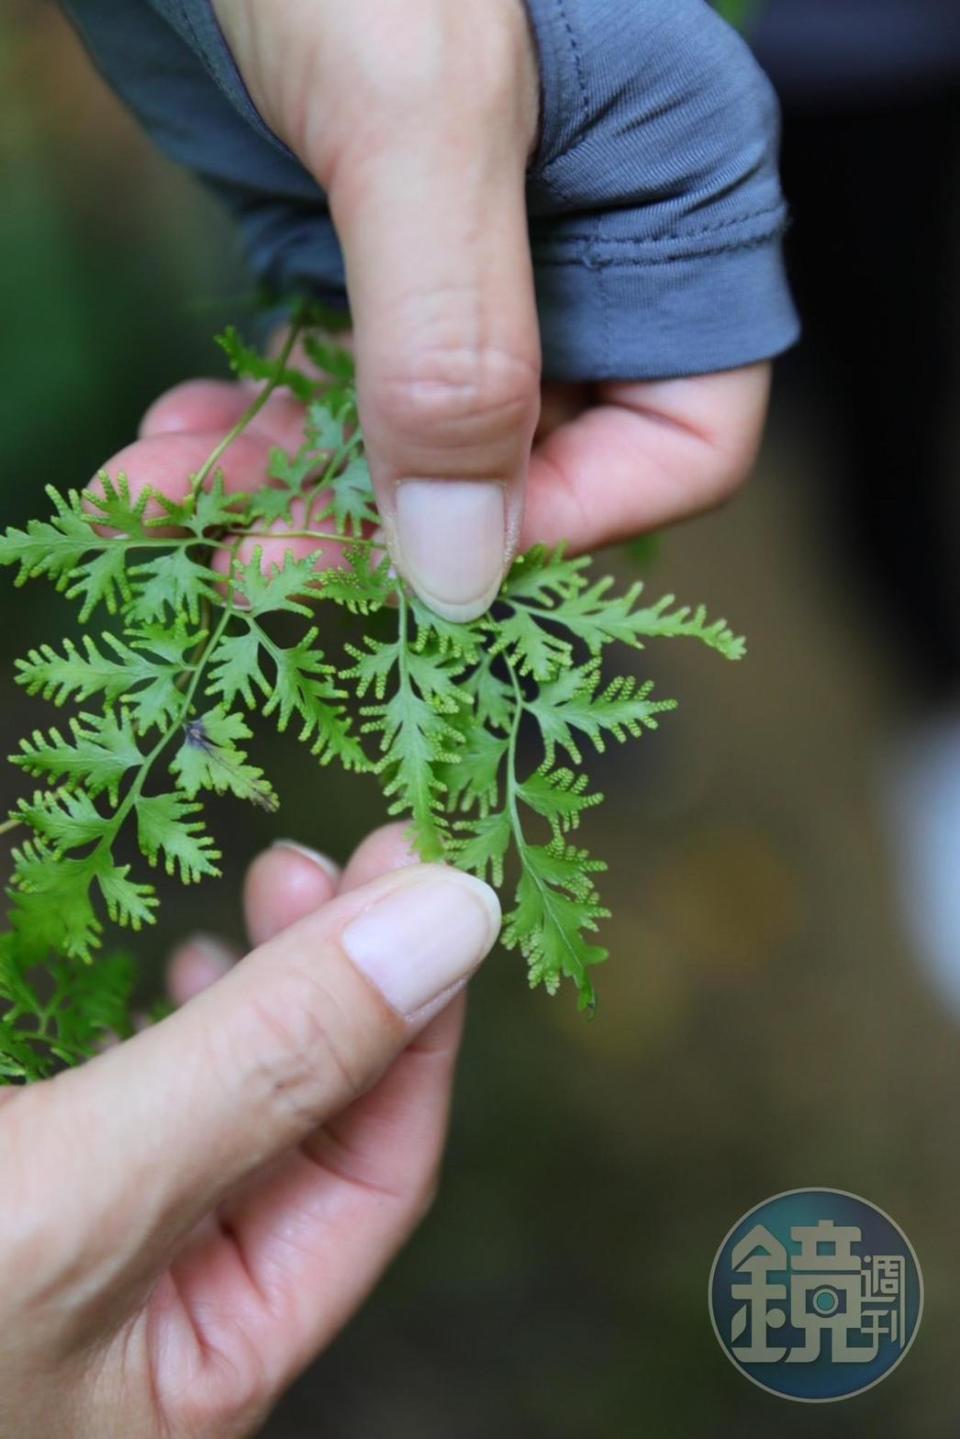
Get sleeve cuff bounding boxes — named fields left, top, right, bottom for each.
left=533, top=231, right=800, bottom=382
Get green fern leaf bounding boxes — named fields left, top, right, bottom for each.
left=0, top=489, right=93, bottom=587
left=206, top=627, right=269, bottom=709
left=528, top=662, right=675, bottom=762
left=517, top=767, right=603, bottom=834
left=314, top=456, right=378, bottom=537
left=46, top=950, right=136, bottom=1063
left=625, top=594, right=746, bottom=659
left=8, top=843, right=102, bottom=961
left=316, top=544, right=393, bottom=613
left=15, top=635, right=134, bottom=707
left=233, top=549, right=321, bottom=617
left=83, top=472, right=153, bottom=539
left=170, top=708, right=278, bottom=812
left=500, top=545, right=590, bottom=605
left=16, top=630, right=196, bottom=732
left=344, top=636, right=401, bottom=699
left=490, top=605, right=573, bottom=681
left=216, top=324, right=315, bottom=402
left=366, top=685, right=459, bottom=859
left=136, top=792, right=221, bottom=883
left=128, top=548, right=220, bottom=624
left=466, top=656, right=514, bottom=731
left=66, top=545, right=134, bottom=621
left=257, top=627, right=360, bottom=760
left=96, top=861, right=158, bottom=931
left=451, top=809, right=512, bottom=885
left=12, top=710, right=142, bottom=802
left=409, top=597, right=482, bottom=661
left=503, top=861, right=609, bottom=1011
left=155, top=473, right=246, bottom=536
left=523, top=839, right=606, bottom=900
left=441, top=727, right=507, bottom=814
left=17, top=788, right=112, bottom=852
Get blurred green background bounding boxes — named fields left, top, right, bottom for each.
left=5, top=5, right=960, bottom=1436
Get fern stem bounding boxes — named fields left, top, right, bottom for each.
left=503, top=656, right=589, bottom=989
left=503, top=658, right=527, bottom=851
left=317, top=431, right=363, bottom=486
left=189, top=316, right=304, bottom=501
left=396, top=584, right=410, bottom=693
left=239, top=529, right=375, bottom=545
left=94, top=605, right=234, bottom=858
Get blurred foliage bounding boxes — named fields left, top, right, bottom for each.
left=0, top=2, right=243, bottom=515
left=625, top=531, right=662, bottom=572
left=3, top=6, right=960, bottom=1438
left=713, top=0, right=762, bottom=31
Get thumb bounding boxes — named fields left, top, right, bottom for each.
left=322, top=13, right=542, bottom=620
left=12, top=864, right=499, bottom=1323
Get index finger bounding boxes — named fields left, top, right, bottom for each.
left=522, top=363, right=770, bottom=551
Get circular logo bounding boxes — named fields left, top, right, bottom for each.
left=708, top=1188, right=922, bottom=1402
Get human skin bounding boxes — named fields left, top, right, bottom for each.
left=14, top=8, right=771, bottom=1433
left=103, top=0, right=770, bottom=617
left=0, top=824, right=496, bottom=1438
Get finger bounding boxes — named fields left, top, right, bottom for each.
left=105, top=375, right=306, bottom=520
left=241, top=825, right=435, bottom=973
left=239, top=824, right=420, bottom=988
left=320, top=12, right=541, bottom=620
left=10, top=862, right=499, bottom=1323
left=243, top=840, right=341, bottom=949
left=199, top=994, right=468, bottom=1390
left=139, top=380, right=251, bottom=439
left=166, top=934, right=239, bottom=1006
left=140, top=378, right=309, bottom=456
left=101, top=426, right=348, bottom=586
left=167, top=843, right=343, bottom=1004
left=522, top=363, right=771, bottom=551
left=210, top=491, right=347, bottom=589
left=95, top=429, right=275, bottom=515
left=166, top=832, right=463, bottom=1400
left=535, top=382, right=590, bottom=443
left=339, top=821, right=419, bottom=892
left=131, top=384, right=353, bottom=578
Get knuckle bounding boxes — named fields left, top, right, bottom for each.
left=235, top=968, right=370, bottom=1127
left=375, top=342, right=540, bottom=455
left=409, top=1164, right=442, bottom=1227
left=695, top=369, right=768, bottom=506
left=700, top=433, right=759, bottom=507
left=177, top=1349, right=273, bottom=1439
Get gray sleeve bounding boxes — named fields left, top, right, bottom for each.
left=60, top=0, right=798, bottom=381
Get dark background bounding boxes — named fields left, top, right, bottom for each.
left=4, top=5, right=960, bottom=1435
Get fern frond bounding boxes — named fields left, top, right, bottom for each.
left=0, top=320, right=747, bottom=1076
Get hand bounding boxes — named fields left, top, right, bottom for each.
left=103, top=0, right=769, bottom=620
left=0, top=827, right=499, bottom=1438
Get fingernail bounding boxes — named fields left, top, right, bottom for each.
left=394, top=480, right=505, bottom=622
left=271, top=839, right=341, bottom=883
left=342, top=868, right=501, bottom=1016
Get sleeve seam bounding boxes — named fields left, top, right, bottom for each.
left=533, top=229, right=788, bottom=267
left=530, top=201, right=787, bottom=245
left=555, top=0, right=590, bottom=131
